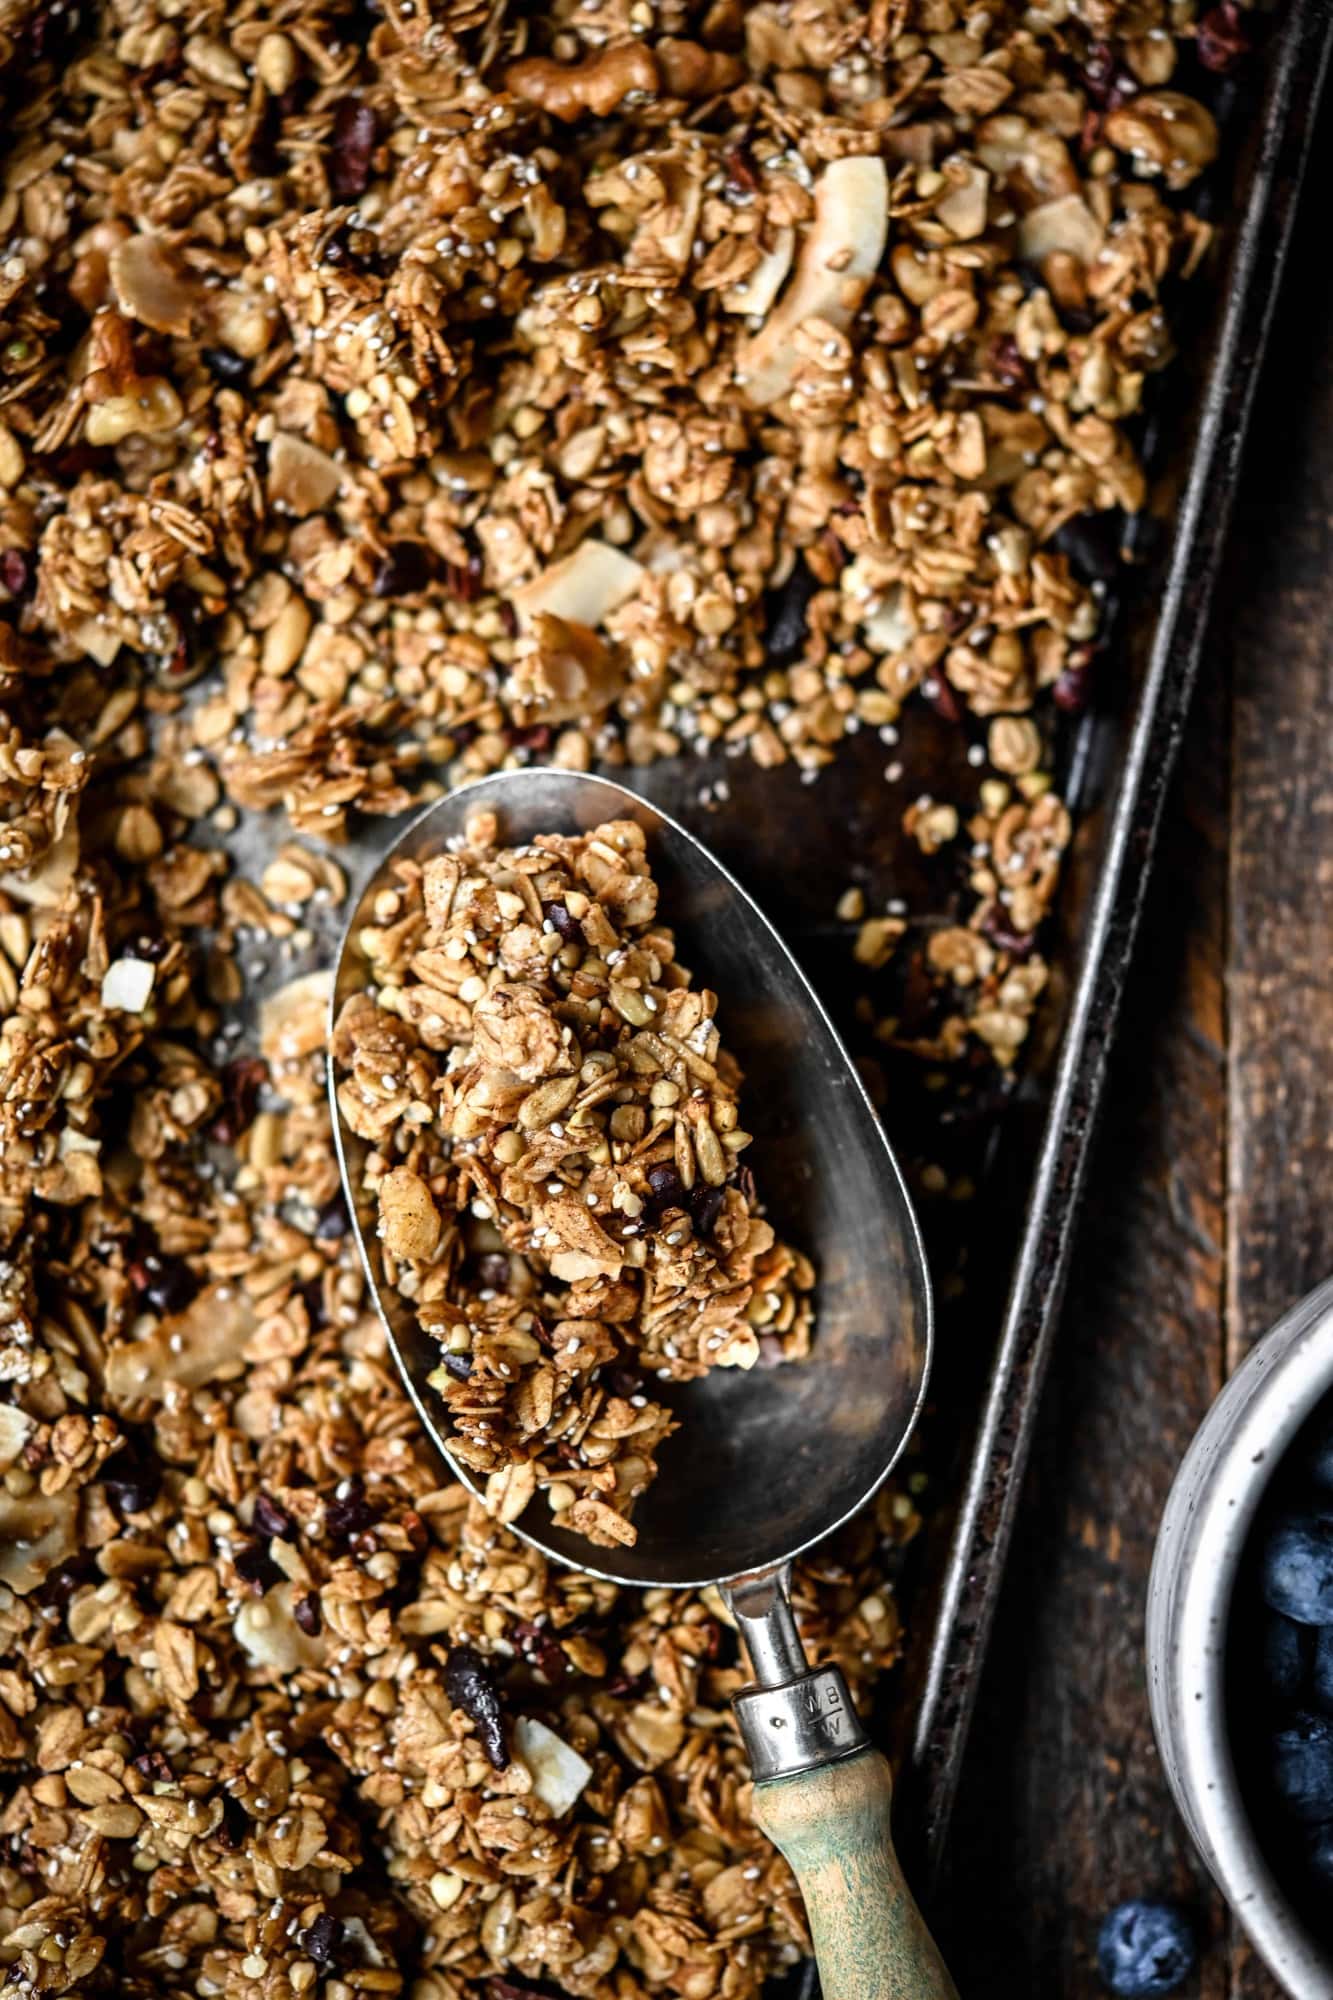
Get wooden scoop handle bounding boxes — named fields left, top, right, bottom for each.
left=752, top=1748, right=959, bottom=2000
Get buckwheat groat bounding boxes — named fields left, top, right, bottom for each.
left=335, top=810, right=813, bottom=1547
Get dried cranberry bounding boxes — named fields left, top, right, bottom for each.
left=1053, top=649, right=1096, bottom=713
left=989, top=336, right=1029, bottom=391
left=498, top=603, right=519, bottom=639
left=475, top=1252, right=511, bottom=1291
left=491, top=1981, right=563, bottom=2000
left=132, top=1748, right=174, bottom=1784
left=253, top=1491, right=297, bottom=1542
left=329, top=99, right=377, bottom=201
left=234, top=1540, right=283, bottom=1594
left=1197, top=0, right=1249, bottom=70
left=981, top=908, right=1039, bottom=959
left=301, top=1913, right=343, bottom=1969
left=0, top=550, right=31, bottom=597
left=723, top=142, right=759, bottom=195
left=294, top=1590, right=322, bottom=1636
left=372, top=541, right=436, bottom=597
left=764, top=556, right=818, bottom=669
left=689, top=1183, right=725, bottom=1238
left=1081, top=41, right=1135, bottom=108
left=756, top=1332, right=786, bottom=1369
left=542, top=901, right=584, bottom=945
left=513, top=1619, right=569, bottom=1683
left=444, top=1645, right=508, bottom=1769
left=325, top=1479, right=378, bottom=1544
left=508, top=724, right=551, bottom=754
left=201, top=346, right=249, bottom=386
left=315, top=1191, right=350, bottom=1241
left=445, top=551, right=484, bottom=602
left=102, top=1438, right=162, bottom=1518
left=212, top=1056, right=267, bottom=1145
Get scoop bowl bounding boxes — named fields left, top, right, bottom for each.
left=329, top=766, right=932, bottom=1592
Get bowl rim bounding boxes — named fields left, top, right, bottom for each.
left=1148, top=1276, right=1333, bottom=1998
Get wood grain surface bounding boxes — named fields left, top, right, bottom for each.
left=937, top=93, right=1333, bottom=2000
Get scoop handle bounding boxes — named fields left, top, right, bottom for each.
left=751, top=1749, right=959, bottom=2000
left=728, top=1569, right=957, bottom=2000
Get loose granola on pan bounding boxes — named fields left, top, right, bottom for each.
left=333, top=807, right=812, bottom=1549
left=0, top=0, right=1243, bottom=1988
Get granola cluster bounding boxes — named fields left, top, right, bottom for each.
left=333, top=808, right=812, bottom=1550
left=0, top=0, right=1242, bottom=1988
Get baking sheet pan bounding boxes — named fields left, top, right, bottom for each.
left=221, top=0, right=1333, bottom=1914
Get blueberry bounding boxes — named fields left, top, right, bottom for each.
left=1265, top=1612, right=1313, bottom=1698
left=1314, top=1628, right=1333, bottom=1711
left=1307, top=1428, right=1333, bottom=1497
left=1273, top=1712, right=1333, bottom=1821
left=1309, top=1823, right=1333, bottom=1886
left=1096, top=1900, right=1196, bottom=1996
left=1259, top=1513, right=1333, bottom=1624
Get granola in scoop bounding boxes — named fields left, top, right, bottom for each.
left=334, top=808, right=813, bottom=1548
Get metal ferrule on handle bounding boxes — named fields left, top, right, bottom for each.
left=729, top=1568, right=870, bottom=1781
left=726, top=1567, right=959, bottom=2000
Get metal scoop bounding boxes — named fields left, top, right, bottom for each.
left=330, top=769, right=957, bottom=2000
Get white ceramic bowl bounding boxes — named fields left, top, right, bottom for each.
left=1148, top=1276, right=1333, bottom=1998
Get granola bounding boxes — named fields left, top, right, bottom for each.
left=334, top=808, right=813, bottom=1549
left=0, top=0, right=1244, bottom=1988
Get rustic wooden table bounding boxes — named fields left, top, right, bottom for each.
left=936, top=91, right=1333, bottom=2000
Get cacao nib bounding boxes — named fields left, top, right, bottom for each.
left=444, top=1644, right=508, bottom=1769
left=542, top=901, right=584, bottom=945
left=293, top=1590, right=322, bottom=1636
left=202, top=346, right=249, bottom=385
left=325, top=1479, right=378, bottom=1544
left=253, top=1491, right=297, bottom=1542
left=439, top=1349, right=473, bottom=1381
left=233, top=1540, right=283, bottom=1594
left=475, top=1252, right=511, bottom=1291
left=301, top=1913, right=343, bottom=1969
left=764, top=555, right=817, bottom=669
left=329, top=99, right=377, bottom=201
left=372, top=541, right=436, bottom=597
left=132, top=1748, right=174, bottom=1783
